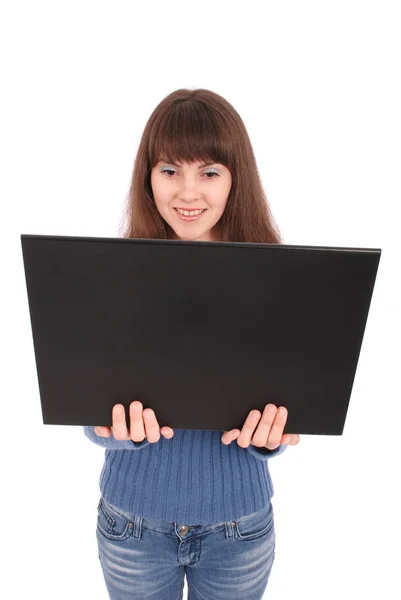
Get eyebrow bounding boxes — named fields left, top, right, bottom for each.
left=160, top=159, right=217, bottom=168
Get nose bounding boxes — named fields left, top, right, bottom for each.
left=178, top=176, right=200, bottom=202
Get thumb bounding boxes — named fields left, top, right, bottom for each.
left=95, top=426, right=111, bottom=437
left=221, top=430, right=240, bottom=445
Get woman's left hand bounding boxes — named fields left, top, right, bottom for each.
left=221, top=404, right=300, bottom=450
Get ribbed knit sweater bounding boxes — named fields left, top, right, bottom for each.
left=84, top=426, right=286, bottom=524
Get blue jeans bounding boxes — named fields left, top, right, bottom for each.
left=96, top=496, right=276, bottom=600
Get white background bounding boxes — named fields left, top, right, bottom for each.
left=1, top=1, right=400, bottom=598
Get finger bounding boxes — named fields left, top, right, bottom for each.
left=112, top=404, right=130, bottom=440
left=282, top=433, right=301, bottom=446
left=129, top=401, right=146, bottom=442
left=250, top=404, right=278, bottom=448
left=94, top=426, right=111, bottom=437
left=265, top=406, right=288, bottom=450
left=237, top=410, right=262, bottom=448
left=143, top=407, right=161, bottom=443
left=221, top=430, right=241, bottom=445
left=161, top=426, right=174, bottom=439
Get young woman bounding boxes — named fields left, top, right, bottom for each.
left=84, top=88, right=300, bottom=600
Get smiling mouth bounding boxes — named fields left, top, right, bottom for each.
left=174, top=208, right=207, bottom=221
left=174, top=208, right=207, bottom=215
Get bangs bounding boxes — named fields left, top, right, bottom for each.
left=149, top=99, right=232, bottom=168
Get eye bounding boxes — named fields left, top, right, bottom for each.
left=160, top=168, right=176, bottom=177
left=159, top=167, right=219, bottom=178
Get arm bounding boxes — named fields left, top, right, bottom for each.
left=83, top=426, right=150, bottom=451
left=246, top=443, right=287, bottom=461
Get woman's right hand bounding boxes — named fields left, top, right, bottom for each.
left=94, top=401, right=174, bottom=443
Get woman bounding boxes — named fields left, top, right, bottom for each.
left=85, top=88, right=300, bottom=600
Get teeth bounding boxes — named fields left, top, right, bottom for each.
left=176, top=208, right=205, bottom=216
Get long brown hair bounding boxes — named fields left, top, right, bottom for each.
left=118, top=88, right=283, bottom=244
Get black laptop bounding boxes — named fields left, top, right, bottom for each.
left=20, top=234, right=381, bottom=435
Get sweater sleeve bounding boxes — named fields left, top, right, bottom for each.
left=83, top=426, right=150, bottom=451
left=246, top=443, right=287, bottom=461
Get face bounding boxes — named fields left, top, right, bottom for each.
left=150, top=159, right=232, bottom=241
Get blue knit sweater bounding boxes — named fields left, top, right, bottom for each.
left=84, top=426, right=286, bottom=524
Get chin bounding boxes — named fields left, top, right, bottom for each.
left=178, top=232, right=206, bottom=242
left=164, top=219, right=217, bottom=242
left=166, top=224, right=205, bottom=241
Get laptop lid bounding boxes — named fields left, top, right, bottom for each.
left=21, top=234, right=381, bottom=435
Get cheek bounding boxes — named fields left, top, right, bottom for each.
left=151, top=177, right=167, bottom=207
left=219, top=177, right=232, bottom=202
left=215, top=184, right=231, bottom=212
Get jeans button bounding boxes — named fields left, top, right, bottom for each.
left=179, top=525, right=189, bottom=535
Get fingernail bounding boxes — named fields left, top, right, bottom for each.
left=286, top=435, right=292, bottom=443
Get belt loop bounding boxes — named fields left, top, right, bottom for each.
left=225, top=519, right=236, bottom=539
left=131, top=514, right=143, bottom=539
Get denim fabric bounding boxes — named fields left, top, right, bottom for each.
left=96, top=496, right=276, bottom=600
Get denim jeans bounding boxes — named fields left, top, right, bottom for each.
left=96, top=496, right=276, bottom=600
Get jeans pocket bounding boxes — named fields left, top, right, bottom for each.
left=234, top=502, right=275, bottom=541
left=97, top=497, right=134, bottom=542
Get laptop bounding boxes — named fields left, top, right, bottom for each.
left=20, top=234, right=381, bottom=435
